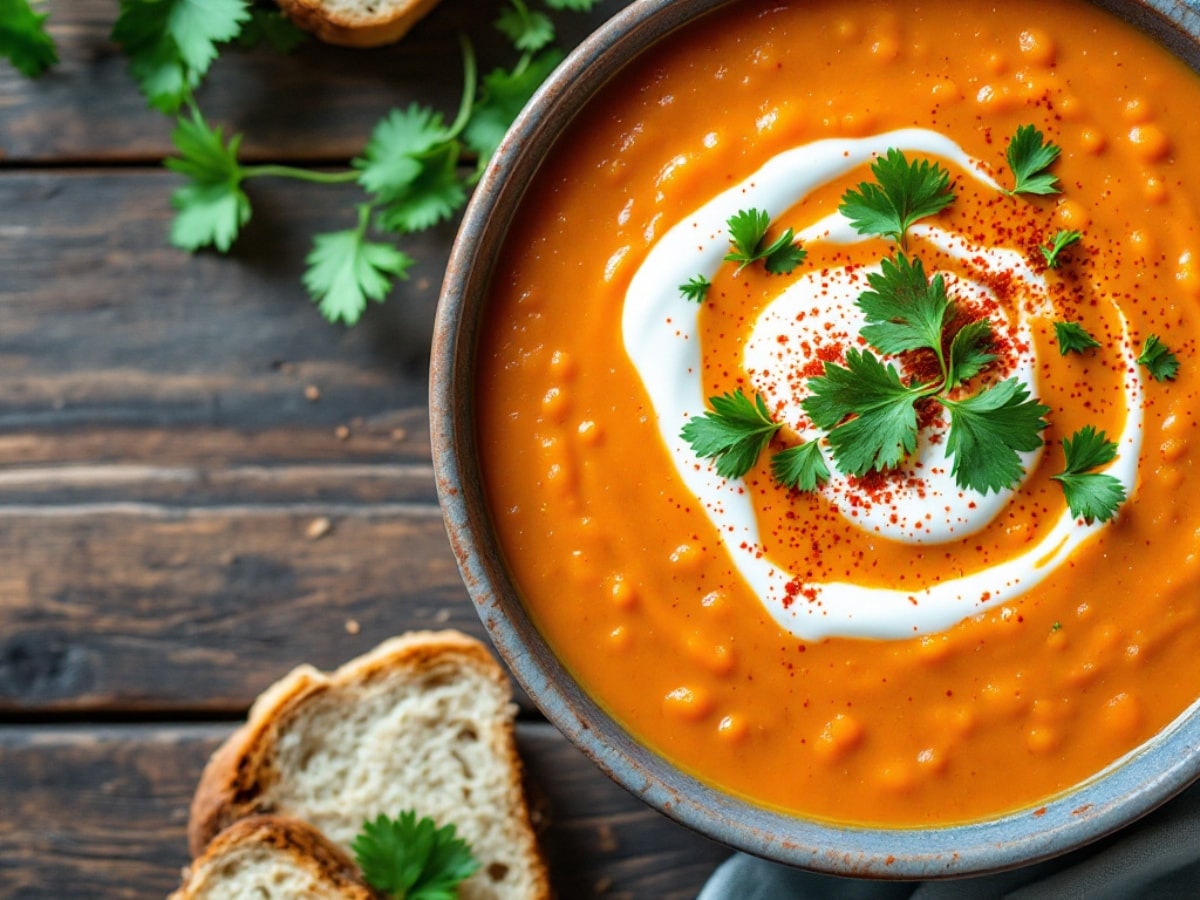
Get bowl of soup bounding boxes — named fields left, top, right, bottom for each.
left=432, top=0, right=1200, bottom=877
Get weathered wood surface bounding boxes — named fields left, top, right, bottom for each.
left=0, top=0, right=628, bottom=164
left=0, top=723, right=726, bottom=899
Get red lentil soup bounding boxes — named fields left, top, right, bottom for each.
left=476, top=0, right=1200, bottom=825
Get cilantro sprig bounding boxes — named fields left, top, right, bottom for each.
left=1041, top=229, right=1082, bottom=268
left=1053, top=321, right=1101, bottom=356
left=353, top=811, right=479, bottom=900
left=724, top=209, right=807, bottom=275
left=1005, top=124, right=1062, bottom=196
left=1051, top=427, right=1127, bottom=524
left=838, top=148, right=954, bottom=248
left=679, top=274, right=711, bottom=303
left=680, top=389, right=782, bottom=480
left=1137, top=334, right=1180, bottom=382
left=0, top=0, right=58, bottom=77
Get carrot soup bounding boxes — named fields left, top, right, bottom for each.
left=476, top=0, right=1200, bottom=825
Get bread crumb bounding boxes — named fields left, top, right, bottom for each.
left=306, top=517, right=333, bottom=540
left=433, top=609, right=452, bottom=624
left=304, top=384, right=320, bottom=401
left=596, top=823, right=618, bottom=852
left=344, top=619, right=360, bottom=635
left=391, top=428, right=407, bottom=442
left=335, top=425, right=350, bottom=441
left=594, top=877, right=613, bottom=894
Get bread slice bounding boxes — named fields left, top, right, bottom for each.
left=188, top=631, right=550, bottom=900
left=275, top=0, right=442, bottom=47
left=171, top=815, right=375, bottom=899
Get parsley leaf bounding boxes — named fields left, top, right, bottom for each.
left=1137, top=334, right=1180, bottom=382
left=1053, top=321, right=1101, bottom=355
left=838, top=148, right=954, bottom=248
left=945, top=318, right=996, bottom=389
left=0, top=0, right=58, bottom=77
left=1005, top=124, right=1062, bottom=196
left=940, top=378, right=1049, bottom=494
left=464, top=49, right=563, bottom=162
left=857, top=253, right=954, bottom=357
left=304, top=206, right=413, bottom=326
left=352, top=810, right=479, bottom=900
left=496, top=0, right=555, bottom=52
left=679, top=274, right=711, bottom=303
left=1040, top=229, right=1082, bottom=268
left=803, top=349, right=928, bottom=475
left=164, top=109, right=250, bottom=252
left=1052, top=426, right=1127, bottom=524
left=771, top=441, right=830, bottom=492
left=724, top=209, right=806, bottom=275
left=680, top=389, right=781, bottom=480
left=112, top=0, right=251, bottom=113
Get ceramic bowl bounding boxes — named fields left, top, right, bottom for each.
left=432, top=0, right=1200, bottom=878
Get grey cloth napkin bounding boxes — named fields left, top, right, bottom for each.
left=697, top=781, right=1200, bottom=899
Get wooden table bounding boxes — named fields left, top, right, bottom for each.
left=0, top=3, right=728, bottom=896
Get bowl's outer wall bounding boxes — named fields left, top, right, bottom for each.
left=432, top=0, right=1200, bottom=878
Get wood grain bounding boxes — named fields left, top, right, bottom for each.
left=0, top=0, right=630, bottom=165
left=0, top=722, right=726, bottom=900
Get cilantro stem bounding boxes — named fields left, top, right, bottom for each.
left=241, top=165, right=359, bottom=184
left=445, top=36, right=478, bottom=141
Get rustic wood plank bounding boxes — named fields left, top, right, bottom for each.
left=0, top=722, right=726, bottom=899
left=0, top=0, right=628, bottom=165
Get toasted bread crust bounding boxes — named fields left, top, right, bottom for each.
left=188, top=630, right=551, bottom=899
left=172, top=815, right=375, bottom=899
left=276, top=0, right=443, bottom=47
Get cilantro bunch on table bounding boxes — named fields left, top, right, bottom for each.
left=2, top=0, right=599, bottom=325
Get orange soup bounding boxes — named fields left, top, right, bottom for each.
left=476, top=0, right=1200, bottom=824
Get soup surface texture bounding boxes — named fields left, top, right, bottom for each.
left=476, top=0, right=1200, bottom=824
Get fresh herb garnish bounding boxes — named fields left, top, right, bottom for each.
left=164, top=108, right=253, bottom=253
left=495, top=0, right=555, bottom=52
left=0, top=0, right=58, bottom=77
left=940, top=378, right=1050, bottom=495
left=352, top=811, right=479, bottom=900
left=1040, top=229, right=1082, bottom=268
left=1051, top=426, right=1127, bottom=524
left=680, top=388, right=782, bottom=480
left=1005, top=124, right=1062, bottom=196
left=1137, top=334, right=1180, bottom=382
left=304, top=206, right=414, bottom=325
left=838, top=148, right=954, bottom=248
left=723, top=209, right=807, bottom=275
left=1053, top=321, right=1101, bottom=356
left=771, top=441, right=831, bottom=492
left=679, top=274, right=712, bottom=303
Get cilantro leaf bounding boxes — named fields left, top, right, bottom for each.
left=1041, top=229, right=1082, bottom=268
left=1005, top=124, right=1061, bottom=196
left=1051, top=426, right=1126, bottom=524
left=375, top=142, right=467, bottom=233
left=0, top=0, right=58, bottom=77
left=679, top=274, right=711, bottom=303
left=1053, top=321, right=1101, bottom=356
left=1136, top=334, right=1180, bottom=382
left=771, top=441, right=830, bottom=492
left=838, top=148, right=954, bottom=247
left=356, top=104, right=452, bottom=200
left=237, top=9, right=309, bottom=53
left=681, top=389, right=781, bottom=480
left=803, top=349, right=927, bottom=475
left=352, top=810, right=479, bottom=900
left=112, top=0, right=251, bottom=113
left=946, top=318, right=996, bottom=388
left=496, top=0, right=555, bottom=52
left=165, top=109, right=250, bottom=252
left=543, top=0, right=601, bottom=9
left=857, top=253, right=954, bottom=357
left=464, top=50, right=563, bottom=162
left=939, top=378, right=1049, bottom=494
left=724, top=209, right=805, bottom=274
left=304, top=207, right=413, bottom=325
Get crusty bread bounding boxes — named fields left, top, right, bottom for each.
left=188, top=631, right=550, bottom=900
left=275, top=0, right=442, bottom=47
left=170, top=815, right=375, bottom=899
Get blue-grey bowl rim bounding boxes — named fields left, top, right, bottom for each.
left=431, top=0, right=1200, bottom=879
